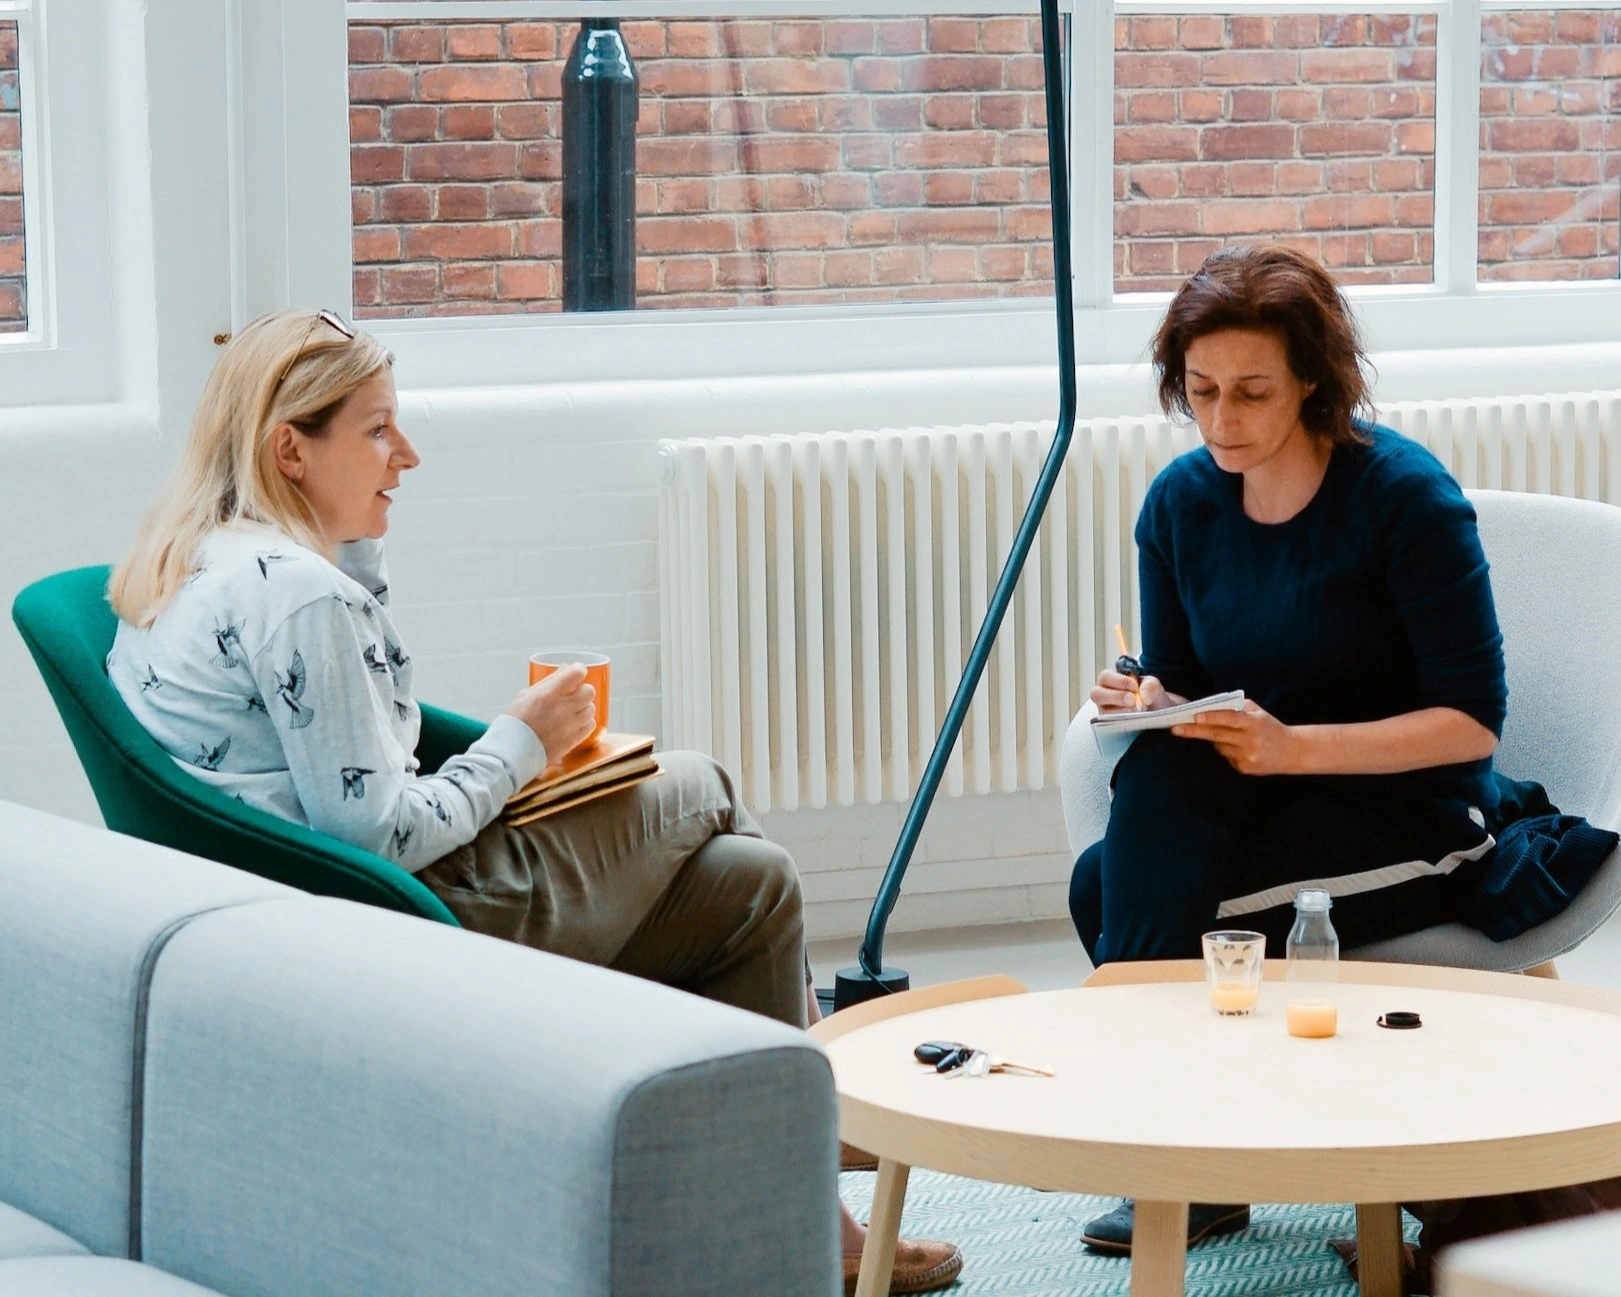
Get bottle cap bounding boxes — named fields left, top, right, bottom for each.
left=1377, top=1011, right=1422, bottom=1030
left=1294, top=887, right=1333, bottom=912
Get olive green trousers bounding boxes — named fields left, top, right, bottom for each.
left=417, top=749, right=809, bottom=1028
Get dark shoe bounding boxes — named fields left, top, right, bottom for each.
left=1080, top=1201, right=1250, bottom=1256
left=843, top=1237, right=963, bottom=1296
left=840, top=1141, right=879, bottom=1172
left=1328, top=1237, right=1429, bottom=1295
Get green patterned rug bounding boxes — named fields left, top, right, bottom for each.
left=839, top=1170, right=1419, bottom=1296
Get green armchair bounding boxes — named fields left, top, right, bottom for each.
left=12, top=565, right=483, bottom=925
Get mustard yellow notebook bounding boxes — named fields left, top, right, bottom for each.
left=503, top=762, right=662, bottom=827
left=501, top=732, right=659, bottom=824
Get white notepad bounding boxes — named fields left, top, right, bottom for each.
left=1090, top=690, right=1246, bottom=762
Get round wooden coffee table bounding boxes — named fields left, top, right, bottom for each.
left=811, top=963, right=1621, bottom=1297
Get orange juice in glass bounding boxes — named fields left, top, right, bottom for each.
left=1201, top=930, right=1265, bottom=1016
left=1285, top=888, right=1339, bottom=1039
left=1285, top=1000, right=1338, bottom=1038
left=529, top=651, right=610, bottom=747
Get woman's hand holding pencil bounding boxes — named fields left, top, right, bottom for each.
left=1090, top=625, right=1171, bottom=714
left=1112, top=624, right=1145, bottom=710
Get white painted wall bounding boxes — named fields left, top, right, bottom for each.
left=12, top=345, right=1621, bottom=940
left=8, top=2, right=1621, bottom=946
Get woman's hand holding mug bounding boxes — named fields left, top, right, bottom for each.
left=506, top=663, right=597, bottom=765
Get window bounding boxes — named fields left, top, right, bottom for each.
left=1478, top=9, right=1619, bottom=281
left=347, top=14, right=1053, bottom=319
left=0, top=0, right=152, bottom=415
left=1115, top=14, right=1437, bottom=291
left=0, top=18, right=24, bottom=335
left=235, top=1, right=1621, bottom=387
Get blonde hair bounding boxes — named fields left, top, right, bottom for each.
left=110, top=310, right=394, bottom=627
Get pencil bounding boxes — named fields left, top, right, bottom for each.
left=1113, top=623, right=1144, bottom=711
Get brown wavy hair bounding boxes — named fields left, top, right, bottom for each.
left=1152, top=245, right=1373, bottom=445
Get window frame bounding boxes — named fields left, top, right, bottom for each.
left=242, top=0, right=1621, bottom=389
left=0, top=0, right=46, bottom=343
left=0, top=0, right=153, bottom=408
left=0, top=2, right=48, bottom=347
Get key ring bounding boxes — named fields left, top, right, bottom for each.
left=913, top=1039, right=1056, bottom=1078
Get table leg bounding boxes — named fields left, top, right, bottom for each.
left=1355, top=1203, right=1404, bottom=1297
left=854, top=1158, right=911, bottom=1297
left=1130, top=1200, right=1189, bottom=1297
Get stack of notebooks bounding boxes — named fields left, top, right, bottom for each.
left=501, top=733, right=661, bottom=826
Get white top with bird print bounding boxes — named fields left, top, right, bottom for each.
left=108, top=522, right=545, bottom=871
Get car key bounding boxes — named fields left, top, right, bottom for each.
left=913, top=1040, right=966, bottom=1065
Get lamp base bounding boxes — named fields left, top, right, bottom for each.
left=832, top=964, right=911, bottom=1012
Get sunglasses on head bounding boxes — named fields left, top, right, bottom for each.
left=274, top=308, right=356, bottom=395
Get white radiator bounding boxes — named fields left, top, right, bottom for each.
left=657, top=390, right=1621, bottom=812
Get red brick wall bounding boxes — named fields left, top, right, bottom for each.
left=348, top=17, right=1054, bottom=318
left=0, top=22, right=24, bottom=334
left=1478, top=9, right=1620, bottom=280
left=349, top=13, right=1618, bottom=320
left=1114, top=14, right=1437, bottom=291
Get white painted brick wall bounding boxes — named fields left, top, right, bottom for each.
left=0, top=364, right=1079, bottom=941
left=12, top=345, right=1621, bottom=940
left=0, top=427, right=170, bottom=820
left=376, top=375, right=1078, bottom=941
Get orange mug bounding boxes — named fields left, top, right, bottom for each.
left=528, top=650, right=610, bottom=746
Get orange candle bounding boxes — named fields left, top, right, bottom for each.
left=1286, top=1000, right=1338, bottom=1039
left=1208, top=982, right=1259, bottom=1015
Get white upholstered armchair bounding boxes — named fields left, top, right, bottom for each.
left=1059, top=488, right=1621, bottom=973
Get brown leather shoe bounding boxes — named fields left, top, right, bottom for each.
left=842, top=1236, right=963, bottom=1296
left=840, top=1141, right=879, bottom=1172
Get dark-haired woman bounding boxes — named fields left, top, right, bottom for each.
left=1070, top=246, right=1506, bottom=1252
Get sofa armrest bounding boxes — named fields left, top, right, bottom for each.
left=138, top=899, right=840, bottom=1297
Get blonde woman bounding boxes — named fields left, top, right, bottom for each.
left=107, top=309, right=961, bottom=1297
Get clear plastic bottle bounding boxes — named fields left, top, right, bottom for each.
left=1285, top=888, right=1339, bottom=1038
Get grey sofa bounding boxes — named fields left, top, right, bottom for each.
left=0, top=799, right=840, bottom=1297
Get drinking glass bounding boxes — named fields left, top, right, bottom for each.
left=1202, top=930, right=1266, bottom=1016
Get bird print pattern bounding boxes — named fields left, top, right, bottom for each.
left=274, top=650, right=316, bottom=729
left=194, top=737, right=231, bottom=771
left=384, top=638, right=410, bottom=682
left=331, top=593, right=380, bottom=623
left=256, top=552, right=296, bottom=579
left=109, top=529, right=513, bottom=873
left=210, top=619, right=247, bottom=669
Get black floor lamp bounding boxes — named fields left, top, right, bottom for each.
left=833, top=0, right=1081, bottom=1010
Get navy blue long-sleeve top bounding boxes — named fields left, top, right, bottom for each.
left=1135, top=423, right=1507, bottom=805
